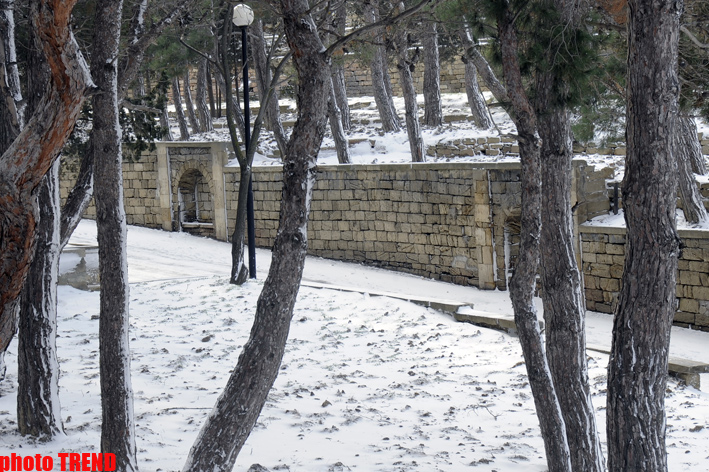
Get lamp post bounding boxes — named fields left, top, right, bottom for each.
left=232, top=3, right=256, bottom=279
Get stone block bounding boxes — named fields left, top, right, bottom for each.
left=679, top=298, right=699, bottom=313
left=673, top=311, right=696, bottom=325
left=679, top=271, right=702, bottom=286
left=588, top=263, right=611, bottom=278
left=610, top=264, right=624, bottom=278
left=606, top=244, right=625, bottom=255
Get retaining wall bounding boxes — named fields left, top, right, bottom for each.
left=60, top=141, right=709, bottom=330
left=581, top=225, right=709, bottom=332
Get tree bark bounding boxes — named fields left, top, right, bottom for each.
left=251, top=19, right=288, bottom=157
left=680, top=116, right=706, bottom=175
left=90, top=0, right=139, bottom=469
left=365, top=0, right=400, bottom=133
left=677, top=115, right=707, bottom=224
left=394, top=14, right=424, bottom=162
left=330, top=0, right=350, bottom=131
left=184, top=69, right=200, bottom=133
left=536, top=35, right=605, bottom=472
left=17, top=160, right=63, bottom=438
left=0, top=0, right=91, bottom=376
left=183, top=0, right=330, bottom=469
left=196, top=57, right=213, bottom=132
left=606, top=0, right=682, bottom=469
left=0, top=0, right=22, bottom=153
left=16, top=12, right=62, bottom=438
left=172, top=77, right=191, bottom=140
left=458, top=29, right=493, bottom=130
left=215, top=66, right=246, bottom=142
left=497, top=7, right=572, bottom=472
left=422, top=20, right=442, bottom=127
left=328, top=76, right=351, bottom=164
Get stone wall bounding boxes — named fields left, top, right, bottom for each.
left=59, top=151, right=162, bottom=229
left=343, top=57, right=470, bottom=97
left=581, top=225, right=709, bottom=331
left=60, top=141, right=709, bottom=330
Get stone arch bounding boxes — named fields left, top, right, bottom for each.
left=171, top=161, right=217, bottom=236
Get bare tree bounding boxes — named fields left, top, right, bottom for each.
left=90, top=0, right=139, bottom=467
left=365, top=0, right=401, bottom=132
left=183, top=1, right=330, bottom=464
left=196, top=57, right=213, bottom=132
left=422, top=19, right=442, bottom=126
left=393, top=8, right=425, bottom=162
left=329, top=0, right=351, bottom=130
left=677, top=114, right=707, bottom=223
left=607, top=0, right=682, bottom=468
left=0, top=0, right=92, bottom=378
left=458, top=28, right=493, bottom=129
left=0, top=0, right=23, bottom=152
left=172, top=77, right=191, bottom=140
left=535, top=1, right=604, bottom=470
left=17, top=16, right=62, bottom=438
left=251, top=19, right=288, bottom=157
left=184, top=68, right=200, bottom=132
left=495, top=4, right=573, bottom=471
left=184, top=1, right=433, bottom=468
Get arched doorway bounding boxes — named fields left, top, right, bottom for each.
left=176, top=168, right=214, bottom=237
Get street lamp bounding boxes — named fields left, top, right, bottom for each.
left=232, top=3, right=256, bottom=279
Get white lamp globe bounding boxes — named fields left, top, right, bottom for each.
left=232, top=4, right=254, bottom=27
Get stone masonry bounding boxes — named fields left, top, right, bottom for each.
left=60, top=142, right=709, bottom=330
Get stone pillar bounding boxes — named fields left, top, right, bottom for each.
left=211, top=142, right=229, bottom=241
left=474, top=170, right=496, bottom=289
left=155, top=143, right=173, bottom=231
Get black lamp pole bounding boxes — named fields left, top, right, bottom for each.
left=241, top=25, right=257, bottom=279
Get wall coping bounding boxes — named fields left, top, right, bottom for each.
left=580, top=223, right=709, bottom=239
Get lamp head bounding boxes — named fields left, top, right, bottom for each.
left=232, top=4, right=254, bottom=27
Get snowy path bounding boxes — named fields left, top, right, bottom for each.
left=0, top=219, right=707, bottom=472
left=69, top=220, right=709, bottom=366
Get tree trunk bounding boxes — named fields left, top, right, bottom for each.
left=421, top=21, right=442, bottom=127
left=462, top=35, right=509, bottom=106
left=497, top=7, right=572, bottom=472
left=251, top=19, right=288, bottom=157
left=677, top=115, right=707, bottom=224
left=196, top=57, right=213, bottom=132
left=160, top=106, right=174, bottom=141
left=215, top=67, right=246, bottom=142
left=330, top=0, right=350, bottom=131
left=536, top=45, right=605, bottom=472
left=365, top=0, right=400, bottom=133
left=230, top=164, right=251, bottom=285
left=183, top=0, right=330, bottom=469
left=328, top=76, right=351, bottom=164
left=458, top=29, right=493, bottom=130
left=16, top=13, right=62, bottom=438
left=680, top=115, right=706, bottom=175
left=606, top=0, right=682, bottom=469
left=17, top=160, right=63, bottom=438
left=206, top=62, right=216, bottom=118
left=184, top=69, right=200, bottom=133
left=91, top=0, right=139, bottom=469
left=0, top=0, right=91, bottom=377
left=172, top=77, right=190, bottom=140
left=394, top=13, right=424, bottom=162
left=0, top=0, right=22, bottom=153
left=60, top=139, right=95, bottom=248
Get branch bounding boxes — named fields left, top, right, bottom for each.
left=121, top=100, right=161, bottom=114
left=325, top=0, right=438, bottom=57
left=681, top=25, right=709, bottom=51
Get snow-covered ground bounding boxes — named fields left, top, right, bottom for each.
left=1, top=220, right=708, bottom=471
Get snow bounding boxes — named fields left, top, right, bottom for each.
left=586, top=209, right=709, bottom=231
left=1, top=220, right=708, bottom=471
